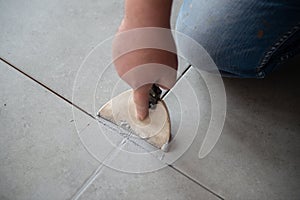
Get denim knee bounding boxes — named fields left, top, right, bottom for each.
left=176, top=0, right=300, bottom=78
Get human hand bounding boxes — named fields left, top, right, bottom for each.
left=113, top=20, right=178, bottom=120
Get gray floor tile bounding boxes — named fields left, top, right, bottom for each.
left=166, top=58, right=300, bottom=199
left=0, top=0, right=187, bottom=116
left=0, top=61, right=112, bottom=200
left=4, top=0, right=298, bottom=199
left=77, top=139, right=220, bottom=200
left=0, top=0, right=124, bottom=102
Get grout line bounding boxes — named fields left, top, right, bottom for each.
left=0, top=57, right=93, bottom=118
left=70, top=163, right=105, bottom=200
left=70, top=138, right=128, bottom=200
left=1, top=58, right=223, bottom=199
left=0, top=57, right=137, bottom=199
left=161, top=65, right=192, bottom=99
left=0, top=57, right=132, bottom=136
left=153, top=64, right=226, bottom=199
left=168, top=165, right=225, bottom=200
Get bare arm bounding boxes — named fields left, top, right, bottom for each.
left=123, top=0, right=173, bottom=29
left=114, top=0, right=177, bottom=120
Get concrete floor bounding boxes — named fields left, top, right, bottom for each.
left=0, top=0, right=299, bottom=199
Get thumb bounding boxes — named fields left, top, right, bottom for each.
left=133, top=84, right=151, bottom=121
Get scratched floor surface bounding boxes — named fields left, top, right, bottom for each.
left=0, top=0, right=299, bottom=200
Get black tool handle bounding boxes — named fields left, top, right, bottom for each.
left=148, top=84, right=162, bottom=108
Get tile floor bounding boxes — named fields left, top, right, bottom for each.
left=1, top=0, right=299, bottom=200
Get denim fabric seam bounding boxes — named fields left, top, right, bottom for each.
left=256, top=23, right=300, bottom=78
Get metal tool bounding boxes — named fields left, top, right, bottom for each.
left=97, top=84, right=171, bottom=152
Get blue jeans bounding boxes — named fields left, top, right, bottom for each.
left=176, top=0, right=300, bottom=78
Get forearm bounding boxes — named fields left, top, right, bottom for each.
left=114, top=0, right=177, bottom=120
left=123, top=0, right=173, bottom=29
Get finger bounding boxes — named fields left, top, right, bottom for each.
left=133, top=84, right=151, bottom=121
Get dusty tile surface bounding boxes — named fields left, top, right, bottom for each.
left=168, top=58, right=300, bottom=199
left=2, top=0, right=298, bottom=199
left=77, top=139, right=221, bottom=200
left=0, top=61, right=103, bottom=200
left=0, top=0, right=123, bottom=101
left=0, top=0, right=186, bottom=115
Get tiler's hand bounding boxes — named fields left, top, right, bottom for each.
left=113, top=0, right=177, bottom=120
